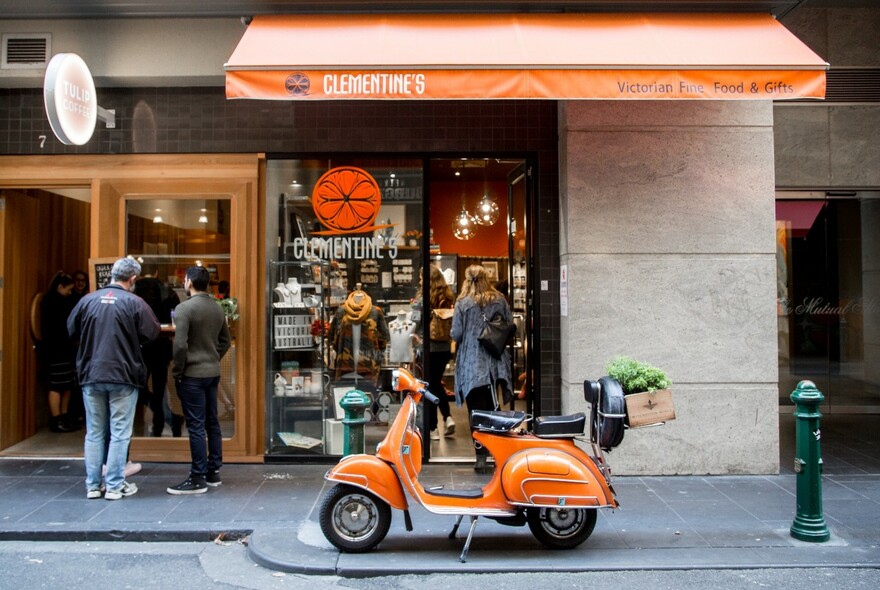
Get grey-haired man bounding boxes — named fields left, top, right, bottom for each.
left=68, top=258, right=160, bottom=500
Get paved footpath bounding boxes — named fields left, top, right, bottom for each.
left=1, top=458, right=878, bottom=576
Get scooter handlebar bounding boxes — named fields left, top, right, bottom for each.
left=422, top=390, right=440, bottom=405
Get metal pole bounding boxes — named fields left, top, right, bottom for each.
left=789, top=380, right=830, bottom=542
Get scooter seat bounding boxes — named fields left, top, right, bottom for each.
left=534, top=413, right=586, bottom=438
left=470, top=410, right=527, bottom=433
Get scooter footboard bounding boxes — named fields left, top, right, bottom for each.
left=501, top=449, right=616, bottom=509
left=325, top=455, right=409, bottom=510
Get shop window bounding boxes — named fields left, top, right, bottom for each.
left=125, top=197, right=235, bottom=438
left=265, top=159, right=424, bottom=456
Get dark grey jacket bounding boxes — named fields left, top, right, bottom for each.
left=450, top=295, right=513, bottom=405
left=172, top=292, right=231, bottom=379
left=67, top=284, right=160, bottom=387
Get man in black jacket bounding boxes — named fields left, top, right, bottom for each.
left=68, top=258, right=160, bottom=500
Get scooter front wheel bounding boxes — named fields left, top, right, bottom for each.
left=527, top=507, right=597, bottom=549
left=319, top=483, right=392, bottom=552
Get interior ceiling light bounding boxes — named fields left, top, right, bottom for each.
left=453, top=176, right=477, bottom=240
left=474, top=160, right=499, bottom=226
left=153, top=208, right=163, bottom=224
left=475, top=193, right=499, bottom=226
left=453, top=206, right=477, bottom=240
left=198, top=214, right=208, bottom=223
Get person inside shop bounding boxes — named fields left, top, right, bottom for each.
left=71, top=269, right=89, bottom=303
left=67, top=268, right=90, bottom=426
left=424, top=265, right=456, bottom=440
left=134, top=269, right=182, bottom=437
left=40, top=271, right=80, bottom=433
left=329, top=285, right=389, bottom=382
left=451, top=264, right=513, bottom=473
left=216, top=280, right=230, bottom=300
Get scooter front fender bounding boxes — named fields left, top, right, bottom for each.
left=325, top=454, right=409, bottom=510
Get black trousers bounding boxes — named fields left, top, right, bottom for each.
left=426, top=349, right=452, bottom=432
left=141, top=339, right=171, bottom=436
left=465, top=385, right=497, bottom=458
left=176, top=375, right=222, bottom=477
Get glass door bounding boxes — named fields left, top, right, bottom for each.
left=776, top=193, right=880, bottom=413
left=507, top=162, right=534, bottom=415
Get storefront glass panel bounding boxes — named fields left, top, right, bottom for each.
left=125, top=197, right=235, bottom=437
left=265, top=159, right=423, bottom=456
left=776, top=194, right=880, bottom=412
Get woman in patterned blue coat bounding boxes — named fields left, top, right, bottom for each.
left=450, top=265, right=513, bottom=472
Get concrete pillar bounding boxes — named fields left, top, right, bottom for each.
left=559, top=100, right=779, bottom=474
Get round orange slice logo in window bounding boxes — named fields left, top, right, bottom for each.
left=311, top=166, right=387, bottom=235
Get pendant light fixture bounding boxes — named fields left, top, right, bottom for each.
left=474, top=193, right=499, bottom=226
left=452, top=171, right=477, bottom=240
left=474, top=161, right=499, bottom=226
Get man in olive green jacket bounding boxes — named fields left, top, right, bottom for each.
left=167, top=266, right=231, bottom=495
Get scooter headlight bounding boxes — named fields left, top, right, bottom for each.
left=391, top=370, right=399, bottom=391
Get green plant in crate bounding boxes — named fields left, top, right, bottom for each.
left=605, top=356, right=670, bottom=394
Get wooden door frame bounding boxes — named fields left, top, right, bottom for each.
left=0, top=154, right=265, bottom=462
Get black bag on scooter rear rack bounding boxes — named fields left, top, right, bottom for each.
left=583, top=376, right=626, bottom=450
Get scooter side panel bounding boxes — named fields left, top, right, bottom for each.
left=500, top=448, right=615, bottom=508
left=325, top=455, right=409, bottom=510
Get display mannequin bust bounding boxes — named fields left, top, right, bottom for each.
left=388, top=311, right=416, bottom=363
left=273, top=282, right=290, bottom=307
left=285, top=277, right=302, bottom=307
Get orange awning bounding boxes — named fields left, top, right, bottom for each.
left=225, top=13, right=827, bottom=101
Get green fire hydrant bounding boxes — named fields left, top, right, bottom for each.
left=339, top=389, right=371, bottom=456
left=789, top=380, right=831, bottom=542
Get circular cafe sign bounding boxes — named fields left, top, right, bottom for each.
left=43, top=53, right=97, bottom=146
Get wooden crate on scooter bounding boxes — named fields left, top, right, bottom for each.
left=625, top=389, right=675, bottom=428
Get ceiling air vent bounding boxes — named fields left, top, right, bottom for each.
left=1, top=33, right=51, bottom=69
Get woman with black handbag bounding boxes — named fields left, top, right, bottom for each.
left=451, top=265, right=513, bottom=473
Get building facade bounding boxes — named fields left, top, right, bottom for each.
left=0, top=1, right=876, bottom=474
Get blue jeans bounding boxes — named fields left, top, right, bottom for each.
left=176, top=376, right=222, bottom=477
left=82, top=383, right=138, bottom=492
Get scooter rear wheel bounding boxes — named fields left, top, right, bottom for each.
left=526, top=507, right=597, bottom=549
left=319, top=483, right=392, bottom=552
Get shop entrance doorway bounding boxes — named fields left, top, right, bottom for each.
left=424, top=157, right=533, bottom=462
left=0, top=186, right=90, bottom=456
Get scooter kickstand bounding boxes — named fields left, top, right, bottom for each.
left=448, top=515, right=464, bottom=539
left=459, top=516, right=479, bottom=563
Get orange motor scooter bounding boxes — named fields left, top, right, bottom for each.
left=319, top=367, right=621, bottom=562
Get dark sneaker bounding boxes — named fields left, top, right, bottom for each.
left=104, top=482, right=138, bottom=500
left=166, top=476, right=207, bottom=495
left=206, top=471, right=222, bottom=487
